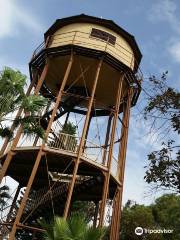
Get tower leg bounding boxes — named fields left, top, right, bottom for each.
left=8, top=54, right=73, bottom=240
left=99, top=75, right=124, bottom=227
left=102, top=115, right=112, bottom=165
left=110, top=88, right=133, bottom=240
left=63, top=58, right=103, bottom=219
left=0, top=65, right=49, bottom=183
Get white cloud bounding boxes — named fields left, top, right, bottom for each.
left=168, top=40, right=180, bottom=63
left=148, top=0, right=180, bottom=35
left=148, top=1, right=180, bottom=64
left=0, top=56, right=29, bottom=75
left=0, top=0, right=43, bottom=38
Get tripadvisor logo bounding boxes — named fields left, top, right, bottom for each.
left=135, top=227, right=174, bottom=235
left=135, top=227, right=143, bottom=235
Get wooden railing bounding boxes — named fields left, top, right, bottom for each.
left=48, top=132, right=78, bottom=153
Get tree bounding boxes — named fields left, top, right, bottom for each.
left=151, top=194, right=180, bottom=240
left=120, top=194, right=180, bottom=240
left=71, top=200, right=95, bottom=223
left=120, top=201, right=163, bottom=240
left=40, top=214, right=105, bottom=240
left=142, top=72, right=180, bottom=193
left=0, top=67, right=47, bottom=139
left=61, top=121, right=76, bottom=135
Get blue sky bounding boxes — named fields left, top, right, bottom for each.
left=0, top=0, right=179, bottom=205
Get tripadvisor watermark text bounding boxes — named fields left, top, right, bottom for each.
left=135, top=226, right=173, bottom=236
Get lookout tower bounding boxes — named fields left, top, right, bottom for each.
left=0, top=14, right=142, bottom=239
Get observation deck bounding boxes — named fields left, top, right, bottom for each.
left=2, top=132, right=120, bottom=192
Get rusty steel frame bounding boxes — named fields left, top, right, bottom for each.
left=0, top=64, right=49, bottom=183
left=8, top=53, right=73, bottom=239
left=98, top=74, right=124, bottom=227
left=110, top=87, right=133, bottom=240
left=63, top=58, right=103, bottom=219
left=0, top=50, right=136, bottom=239
left=102, top=114, right=113, bottom=165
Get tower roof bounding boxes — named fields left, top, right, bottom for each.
left=44, top=14, right=142, bottom=66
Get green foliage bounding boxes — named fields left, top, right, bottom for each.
left=143, top=72, right=180, bottom=193
left=0, top=67, right=26, bottom=120
left=144, top=72, right=180, bottom=134
left=40, top=214, right=105, bottom=240
left=71, top=201, right=95, bottom=222
left=145, top=141, right=180, bottom=192
left=152, top=194, right=180, bottom=239
left=61, top=121, right=76, bottom=135
left=120, top=194, right=180, bottom=240
left=121, top=202, right=162, bottom=240
left=22, top=95, right=47, bottom=112
left=0, top=67, right=47, bottom=139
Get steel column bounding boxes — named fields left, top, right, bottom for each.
left=99, top=75, right=123, bottom=227
left=110, top=88, right=133, bottom=240
left=8, top=54, right=73, bottom=240
left=0, top=65, right=49, bottom=183
left=102, top=114, right=113, bottom=165
left=110, top=189, right=121, bottom=240
left=63, top=58, right=103, bottom=219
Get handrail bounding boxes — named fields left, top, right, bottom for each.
left=47, top=132, right=118, bottom=176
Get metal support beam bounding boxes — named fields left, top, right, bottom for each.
left=102, top=114, right=113, bottom=165
left=99, top=75, right=124, bottom=227
left=109, top=189, right=121, bottom=240
left=8, top=54, right=73, bottom=240
left=0, top=64, right=49, bottom=183
left=63, top=58, right=103, bottom=219
left=110, top=88, right=133, bottom=240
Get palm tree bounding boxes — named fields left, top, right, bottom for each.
left=0, top=185, right=11, bottom=209
left=40, top=214, right=105, bottom=240
left=0, top=67, right=47, bottom=139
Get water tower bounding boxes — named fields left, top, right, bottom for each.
left=0, top=14, right=142, bottom=239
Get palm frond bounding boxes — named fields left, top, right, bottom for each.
left=83, top=226, right=106, bottom=240
left=39, top=218, right=55, bottom=240
left=68, top=214, right=87, bottom=239
left=0, top=66, right=48, bottom=140
left=54, top=217, right=72, bottom=240
left=22, top=95, right=47, bottom=113
left=40, top=215, right=105, bottom=240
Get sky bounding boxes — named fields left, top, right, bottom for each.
left=0, top=0, right=179, bottom=206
